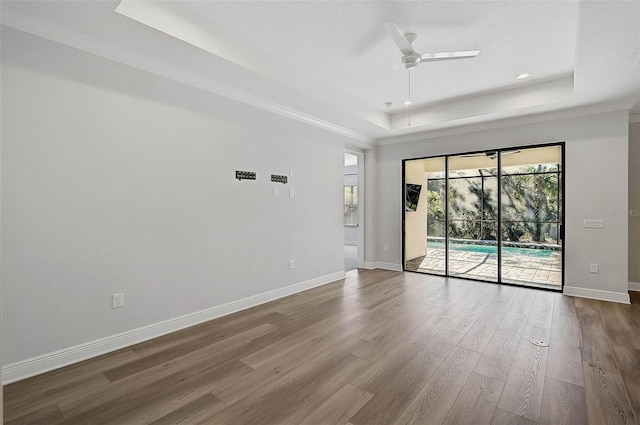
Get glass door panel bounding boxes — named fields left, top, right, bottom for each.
left=402, top=143, right=564, bottom=292
left=500, top=146, right=563, bottom=289
left=447, top=154, right=498, bottom=282
left=404, top=157, right=446, bottom=274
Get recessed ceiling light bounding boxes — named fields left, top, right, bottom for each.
left=403, top=99, right=413, bottom=106
left=516, top=73, right=532, bottom=80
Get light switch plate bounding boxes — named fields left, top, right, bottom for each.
left=112, top=293, right=124, bottom=309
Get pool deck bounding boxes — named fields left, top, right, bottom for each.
left=406, top=247, right=562, bottom=289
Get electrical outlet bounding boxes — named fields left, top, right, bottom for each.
left=590, top=263, right=599, bottom=274
left=384, top=245, right=389, bottom=252
left=289, top=259, right=295, bottom=269
left=273, top=187, right=278, bottom=197
left=112, top=293, right=124, bottom=309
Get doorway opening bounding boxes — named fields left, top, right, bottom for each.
left=403, top=143, right=564, bottom=290
left=344, top=152, right=359, bottom=271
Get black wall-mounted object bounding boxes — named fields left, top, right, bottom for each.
left=236, top=171, right=256, bottom=181
left=271, top=174, right=288, bottom=184
left=405, top=183, right=422, bottom=212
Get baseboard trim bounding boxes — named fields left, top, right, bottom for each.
left=375, top=262, right=403, bottom=272
left=563, top=285, right=631, bottom=304
left=2, top=271, right=346, bottom=384
left=362, top=261, right=402, bottom=271
left=363, top=261, right=376, bottom=270
left=629, top=281, right=640, bottom=292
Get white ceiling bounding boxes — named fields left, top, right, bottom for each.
left=2, top=1, right=639, bottom=146
left=168, top=1, right=578, bottom=111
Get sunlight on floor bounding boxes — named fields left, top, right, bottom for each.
left=406, top=248, right=562, bottom=289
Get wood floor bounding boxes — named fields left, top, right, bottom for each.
left=4, top=269, right=640, bottom=425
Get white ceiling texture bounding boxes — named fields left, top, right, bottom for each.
left=2, top=1, right=639, bottom=147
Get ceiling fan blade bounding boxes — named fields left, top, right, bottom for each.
left=384, top=23, right=415, bottom=55
left=420, top=50, right=480, bottom=62
left=460, top=150, right=521, bottom=160
left=502, top=150, right=521, bottom=156
left=460, top=151, right=497, bottom=159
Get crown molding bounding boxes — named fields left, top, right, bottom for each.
left=4, top=6, right=635, bottom=149
left=375, top=101, right=634, bottom=146
left=1, top=7, right=373, bottom=146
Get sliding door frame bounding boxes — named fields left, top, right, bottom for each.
left=401, top=141, right=565, bottom=292
left=497, top=150, right=503, bottom=284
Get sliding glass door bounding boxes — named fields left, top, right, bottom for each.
left=404, top=157, right=446, bottom=275
left=447, top=153, right=498, bottom=282
left=403, top=143, right=564, bottom=290
left=500, top=146, right=563, bottom=289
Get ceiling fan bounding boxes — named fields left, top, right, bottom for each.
left=384, top=23, right=479, bottom=71
left=382, top=23, right=479, bottom=119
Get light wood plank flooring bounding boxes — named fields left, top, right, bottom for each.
left=4, top=270, right=640, bottom=424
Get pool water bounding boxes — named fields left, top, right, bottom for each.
left=427, top=241, right=559, bottom=258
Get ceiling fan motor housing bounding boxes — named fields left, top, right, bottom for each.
left=403, top=52, right=422, bottom=70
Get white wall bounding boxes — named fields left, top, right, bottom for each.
left=0, top=57, right=3, bottom=420
left=404, top=160, right=428, bottom=261
left=630, top=122, right=640, bottom=285
left=364, top=147, right=378, bottom=268
left=1, top=55, right=349, bottom=370
left=375, top=110, right=630, bottom=302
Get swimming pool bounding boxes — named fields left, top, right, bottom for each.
left=426, top=240, right=559, bottom=258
